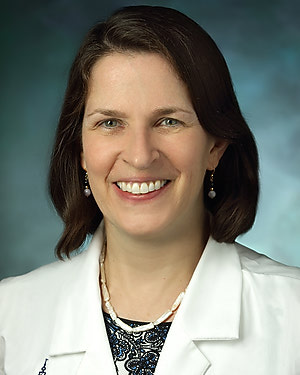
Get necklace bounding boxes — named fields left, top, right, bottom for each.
left=99, top=248, right=186, bottom=333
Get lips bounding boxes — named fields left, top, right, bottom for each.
left=116, top=180, right=169, bottom=195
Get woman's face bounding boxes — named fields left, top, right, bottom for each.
left=81, top=52, right=225, bottom=239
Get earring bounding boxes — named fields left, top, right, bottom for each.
left=84, top=171, right=91, bottom=197
left=208, top=169, right=216, bottom=199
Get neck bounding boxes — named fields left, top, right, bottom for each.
left=105, top=220, right=208, bottom=279
left=101, top=215, right=209, bottom=322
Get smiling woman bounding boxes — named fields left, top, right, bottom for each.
left=0, top=5, right=300, bottom=375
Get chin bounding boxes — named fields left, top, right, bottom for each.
left=113, top=215, right=173, bottom=240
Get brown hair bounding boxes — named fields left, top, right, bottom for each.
left=49, top=5, right=259, bottom=258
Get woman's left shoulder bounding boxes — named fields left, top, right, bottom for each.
left=233, top=241, right=300, bottom=282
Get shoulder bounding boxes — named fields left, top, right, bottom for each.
left=0, top=248, right=93, bottom=370
left=234, top=241, right=300, bottom=280
left=232, top=243, right=300, bottom=350
left=0, top=225, right=103, bottom=326
left=0, top=227, right=104, bottom=370
left=0, top=249, right=85, bottom=295
left=232, top=242, right=300, bottom=310
left=0, top=249, right=87, bottom=327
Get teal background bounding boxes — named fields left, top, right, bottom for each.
left=1, top=0, right=299, bottom=279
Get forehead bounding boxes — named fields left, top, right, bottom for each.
left=90, top=51, right=179, bottom=80
left=85, top=52, right=192, bottom=111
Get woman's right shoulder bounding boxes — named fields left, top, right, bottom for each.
left=0, top=249, right=87, bottom=316
left=1, top=258, right=64, bottom=291
left=0, top=259, right=64, bottom=310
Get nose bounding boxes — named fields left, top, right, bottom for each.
left=122, top=127, right=159, bottom=170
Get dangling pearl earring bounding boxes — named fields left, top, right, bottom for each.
left=208, top=169, right=216, bottom=199
left=84, top=171, right=91, bottom=197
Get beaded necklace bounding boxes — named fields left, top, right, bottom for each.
left=99, top=246, right=185, bottom=333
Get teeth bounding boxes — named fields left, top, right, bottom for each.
left=132, top=183, right=139, bottom=194
left=140, top=182, right=148, bottom=193
left=149, top=182, right=155, bottom=192
left=116, top=180, right=168, bottom=195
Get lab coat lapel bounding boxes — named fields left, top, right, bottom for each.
left=47, top=223, right=116, bottom=375
left=156, top=238, right=242, bottom=375
left=155, top=320, right=210, bottom=375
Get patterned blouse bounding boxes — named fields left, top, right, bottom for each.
left=103, top=311, right=172, bottom=375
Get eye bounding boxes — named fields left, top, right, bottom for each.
left=96, top=119, right=120, bottom=130
left=160, top=118, right=182, bottom=127
left=98, top=119, right=120, bottom=129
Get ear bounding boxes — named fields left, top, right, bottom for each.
left=80, top=151, right=87, bottom=171
left=207, top=138, right=228, bottom=170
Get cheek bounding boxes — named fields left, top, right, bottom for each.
left=172, top=134, right=211, bottom=177
left=82, top=135, right=114, bottom=176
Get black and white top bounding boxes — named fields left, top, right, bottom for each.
left=103, top=311, right=171, bottom=375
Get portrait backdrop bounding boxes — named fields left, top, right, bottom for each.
left=1, top=0, right=299, bottom=279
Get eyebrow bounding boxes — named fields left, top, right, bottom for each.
left=86, top=106, right=194, bottom=118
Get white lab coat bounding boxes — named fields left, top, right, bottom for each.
left=0, top=225, right=300, bottom=375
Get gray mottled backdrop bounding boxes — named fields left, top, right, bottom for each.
left=1, top=0, right=299, bottom=279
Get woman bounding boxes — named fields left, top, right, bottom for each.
left=0, top=6, right=299, bottom=375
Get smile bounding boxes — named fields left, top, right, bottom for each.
left=116, top=180, right=169, bottom=195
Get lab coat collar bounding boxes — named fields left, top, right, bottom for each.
left=155, top=238, right=243, bottom=375
left=48, top=223, right=117, bottom=372
left=177, top=237, right=242, bottom=341
left=48, top=223, right=107, bottom=351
